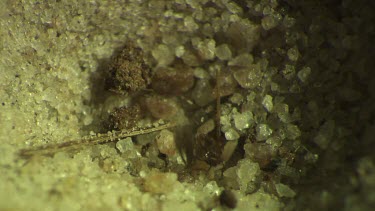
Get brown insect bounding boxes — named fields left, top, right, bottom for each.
left=19, top=43, right=241, bottom=173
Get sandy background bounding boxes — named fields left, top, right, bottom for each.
left=0, top=0, right=374, bottom=210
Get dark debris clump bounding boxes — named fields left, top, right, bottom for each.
left=105, top=43, right=152, bottom=95
left=105, top=104, right=143, bottom=130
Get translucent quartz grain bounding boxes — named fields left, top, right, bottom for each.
left=275, top=103, right=291, bottom=123
left=143, top=172, right=178, bottom=194
left=304, top=152, right=319, bottom=164
left=163, top=201, right=199, bottom=211
left=297, top=67, right=311, bottom=83
left=152, top=44, right=174, bottom=67
left=282, top=64, right=296, bottom=80
left=223, top=166, right=239, bottom=189
left=233, top=63, right=262, bottom=89
left=185, top=0, right=201, bottom=9
left=262, top=95, right=273, bottom=112
left=236, top=159, right=261, bottom=193
left=226, top=20, right=260, bottom=51
left=261, top=15, right=278, bottom=30
left=193, top=67, right=210, bottom=79
left=283, top=15, right=296, bottom=28
left=233, top=111, right=253, bottom=130
left=155, top=129, right=176, bottom=156
left=220, top=115, right=231, bottom=128
left=181, top=50, right=201, bottom=66
left=224, top=128, right=240, bottom=141
left=203, top=181, right=221, bottom=195
left=197, top=119, right=215, bottom=135
left=202, top=23, right=214, bottom=37
left=285, top=124, right=301, bottom=140
left=271, top=82, right=279, bottom=92
left=228, top=53, right=254, bottom=67
left=314, top=120, right=335, bottom=149
left=215, top=69, right=237, bottom=97
left=275, top=183, right=296, bottom=198
left=221, top=140, right=238, bottom=162
left=215, top=44, right=232, bottom=60
left=287, top=46, right=299, bottom=62
left=197, top=39, right=216, bottom=60
left=175, top=45, right=185, bottom=58
left=256, top=124, right=273, bottom=141
left=229, top=93, right=243, bottom=105
left=184, top=16, right=199, bottom=32
left=116, top=137, right=133, bottom=153
left=266, top=136, right=282, bottom=148
left=192, top=79, right=215, bottom=106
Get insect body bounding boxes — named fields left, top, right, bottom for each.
left=19, top=43, right=241, bottom=173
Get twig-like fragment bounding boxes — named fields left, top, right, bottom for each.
left=19, top=122, right=175, bottom=158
